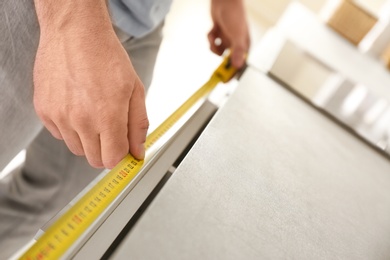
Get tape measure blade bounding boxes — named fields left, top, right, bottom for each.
left=20, top=155, right=144, bottom=260
left=35, top=170, right=108, bottom=240
left=145, top=75, right=221, bottom=150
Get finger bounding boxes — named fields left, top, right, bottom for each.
left=218, top=34, right=231, bottom=55
left=207, top=25, right=219, bottom=46
left=79, top=132, right=104, bottom=168
left=208, top=26, right=224, bottom=55
left=209, top=36, right=228, bottom=56
left=231, top=40, right=248, bottom=69
left=210, top=40, right=226, bottom=56
left=42, top=119, right=63, bottom=140
left=55, top=125, right=84, bottom=156
left=128, top=80, right=148, bottom=160
left=99, top=113, right=129, bottom=169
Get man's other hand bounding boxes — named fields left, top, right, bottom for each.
left=208, top=0, right=250, bottom=68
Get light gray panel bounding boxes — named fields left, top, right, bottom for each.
left=113, top=68, right=390, bottom=260
left=72, top=101, right=217, bottom=259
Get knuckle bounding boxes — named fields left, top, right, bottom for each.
left=133, top=80, right=146, bottom=96
left=34, top=104, right=44, bottom=118
left=51, top=132, right=63, bottom=140
left=51, top=109, right=66, bottom=124
left=102, top=142, right=129, bottom=169
left=72, top=112, right=89, bottom=128
left=64, top=139, right=84, bottom=156
left=103, top=154, right=124, bottom=169
left=117, top=82, right=132, bottom=94
left=98, top=120, right=119, bottom=136
left=99, top=113, right=116, bottom=126
left=69, top=146, right=85, bottom=156
left=138, top=117, right=149, bottom=131
left=38, top=113, right=51, bottom=125
left=34, top=99, right=65, bottom=124
left=84, top=149, right=103, bottom=169
left=88, top=159, right=104, bottom=169
left=103, top=157, right=122, bottom=169
left=73, top=150, right=85, bottom=156
left=34, top=102, right=49, bottom=122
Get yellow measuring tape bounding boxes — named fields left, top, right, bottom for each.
left=20, top=55, right=237, bottom=260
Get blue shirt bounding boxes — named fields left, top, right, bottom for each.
left=109, top=0, right=172, bottom=38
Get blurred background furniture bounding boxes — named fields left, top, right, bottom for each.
left=249, top=2, right=390, bottom=153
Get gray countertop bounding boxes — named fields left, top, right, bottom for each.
left=113, top=68, right=390, bottom=259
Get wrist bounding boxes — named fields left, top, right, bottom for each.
left=34, top=0, right=112, bottom=39
left=212, top=0, right=243, bottom=4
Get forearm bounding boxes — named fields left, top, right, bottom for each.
left=211, top=0, right=245, bottom=9
left=212, top=0, right=243, bottom=4
left=211, top=0, right=246, bottom=21
left=34, top=0, right=112, bottom=37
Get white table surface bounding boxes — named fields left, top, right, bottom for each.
left=112, top=68, right=390, bottom=259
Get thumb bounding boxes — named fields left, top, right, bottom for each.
left=128, top=80, right=149, bottom=160
left=231, top=42, right=247, bottom=69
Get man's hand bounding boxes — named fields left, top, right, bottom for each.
left=208, top=0, right=250, bottom=68
left=33, top=0, right=148, bottom=169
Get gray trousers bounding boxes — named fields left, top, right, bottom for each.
left=0, top=0, right=163, bottom=258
